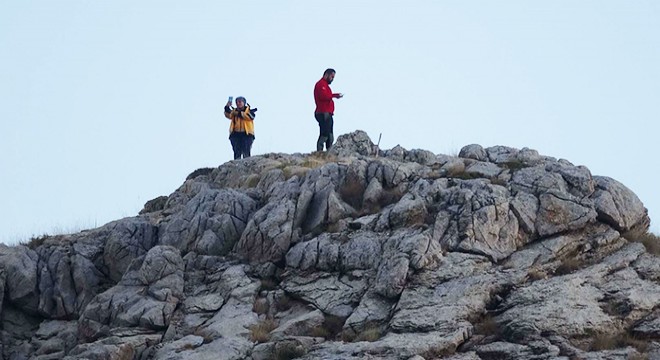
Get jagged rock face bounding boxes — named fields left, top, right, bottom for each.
left=0, top=131, right=657, bottom=360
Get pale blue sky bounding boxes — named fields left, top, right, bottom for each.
left=1, top=1, right=658, bottom=244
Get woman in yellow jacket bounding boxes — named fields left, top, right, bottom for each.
left=224, top=96, right=256, bottom=159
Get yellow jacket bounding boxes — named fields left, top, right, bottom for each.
left=224, top=106, right=255, bottom=136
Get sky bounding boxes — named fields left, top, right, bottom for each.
left=1, top=1, right=658, bottom=244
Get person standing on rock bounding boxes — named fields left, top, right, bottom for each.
left=224, top=96, right=256, bottom=160
left=314, top=68, right=343, bottom=152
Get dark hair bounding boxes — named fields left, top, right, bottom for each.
left=323, top=68, right=336, bottom=76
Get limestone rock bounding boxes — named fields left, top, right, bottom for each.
left=0, top=131, right=656, bottom=360
left=459, top=144, right=488, bottom=161
left=78, top=246, right=184, bottom=342
left=329, top=130, right=375, bottom=157
left=0, top=245, right=39, bottom=313
left=159, top=188, right=258, bottom=256
left=592, top=175, right=650, bottom=231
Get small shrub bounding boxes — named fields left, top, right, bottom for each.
left=322, top=315, right=346, bottom=337
left=326, top=221, right=343, bottom=233
left=21, top=234, right=48, bottom=250
left=260, top=278, right=278, bottom=291
left=600, top=296, right=633, bottom=317
left=139, top=195, right=168, bottom=214
left=623, top=229, right=660, bottom=256
left=313, top=315, right=345, bottom=340
left=473, top=314, right=499, bottom=336
left=249, top=319, right=277, bottom=343
left=186, top=167, right=214, bottom=180
left=275, top=294, right=292, bottom=311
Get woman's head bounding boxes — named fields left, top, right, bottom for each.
left=236, top=96, right=246, bottom=108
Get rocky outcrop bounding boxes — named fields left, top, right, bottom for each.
left=0, top=131, right=657, bottom=359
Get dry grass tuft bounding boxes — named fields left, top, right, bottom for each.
left=249, top=319, right=277, bottom=343
left=192, top=328, right=215, bottom=344
left=527, top=267, right=548, bottom=281
left=312, top=314, right=346, bottom=340
left=629, top=354, right=649, bottom=360
left=489, top=176, right=508, bottom=186
left=340, top=330, right=356, bottom=342
left=340, top=325, right=382, bottom=343
left=554, top=257, right=582, bottom=275
left=355, top=326, right=382, bottom=342
left=590, top=332, right=649, bottom=354
left=310, top=326, right=331, bottom=339
left=282, top=166, right=310, bottom=180
left=447, top=169, right=481, bottom=180
left=181, top=342, right=198, bottom=350
left=378, top=187, right=404, bottom=208
left=339, top=172, right=365, bottom=210
left=301, top=152, right=337, bottom=169
left=274, top=342, right=306, bottom=360
left=252, top=298, right=269, bottom=315
left=245, top=174, right=261, bottom=188
left=499, top=160, right=528, bottom=171
left=623, top=229, right=660, bottom=256
left=420, top=347, right=455, bottom=360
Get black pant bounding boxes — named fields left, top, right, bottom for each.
left=229, top=132, right=254, bottom=160
left=315, top=112, right=334, bottom=151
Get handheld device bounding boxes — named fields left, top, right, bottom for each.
left=228, top=96, right=233, bottom=103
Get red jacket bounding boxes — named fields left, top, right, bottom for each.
left=314, top=78, right=336, bottom=114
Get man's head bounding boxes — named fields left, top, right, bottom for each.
left=323, top=68, right=336, bottom=84
left=236, top=96, right=246, bottom=108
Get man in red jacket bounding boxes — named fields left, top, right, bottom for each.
left=314, top=68, right=343, bottom=151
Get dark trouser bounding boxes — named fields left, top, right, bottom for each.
left=229, top=132, right=254, bottom=160
left=315, top=112, right=334, bottom=151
